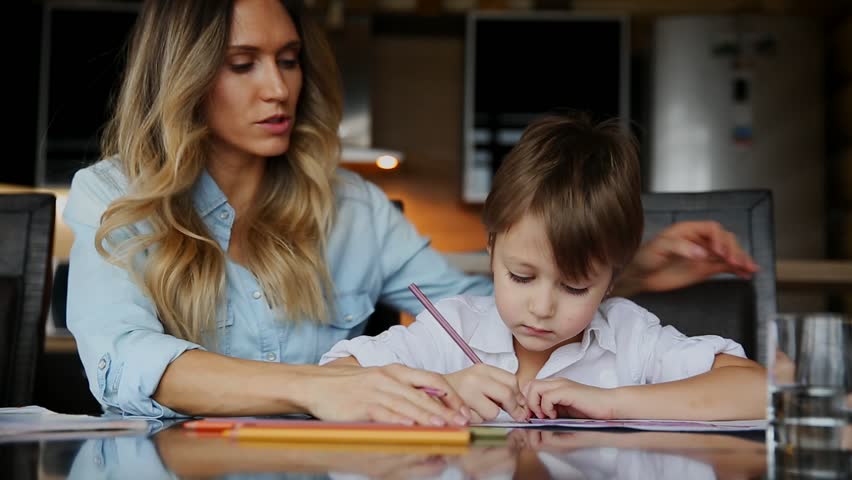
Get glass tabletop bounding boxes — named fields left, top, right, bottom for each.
left=1, top=423, right=848, bottom=479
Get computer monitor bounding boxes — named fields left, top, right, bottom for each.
left=462, top=12, right=630, bottom=203
left=36, top=2, right=139, bottom=187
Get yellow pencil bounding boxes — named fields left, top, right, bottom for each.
left=236, top=440, right=471, bottom=455
left=227, top=426, right=471, bottom=445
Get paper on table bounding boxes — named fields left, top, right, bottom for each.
left=476, top=418, right=767, bottom=432
left=0, top=406, right=150, bottom=438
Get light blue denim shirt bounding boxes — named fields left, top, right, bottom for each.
left=64, top=159, right=492, bottom=418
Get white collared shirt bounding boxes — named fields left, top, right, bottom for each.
left=320, top=295, right=745, bottom=394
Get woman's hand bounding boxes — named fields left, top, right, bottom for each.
left=445, top=364, right=529, bottom=422
left=524, top=378, right=617, bottom=420
left=301, top=363, right=470, bottom=426
left=615, top=221, right=760, bottom=296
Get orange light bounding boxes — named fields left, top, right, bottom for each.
left=376, top=155, right=400, bottom=170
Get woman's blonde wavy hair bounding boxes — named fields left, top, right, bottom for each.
left=96, top=0, right=343, bottom=344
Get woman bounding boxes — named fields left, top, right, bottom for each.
left=64, top=0, right=757, bottom=424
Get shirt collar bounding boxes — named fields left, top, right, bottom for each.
left=192, top=169, right=229, bottom=218
left=584, top=308, right=617, bottom=354
left=467, top=301, right=516, bottom=355
left=536, top=308, right=617, bottom=379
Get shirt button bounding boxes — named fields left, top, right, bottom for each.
left=98, top=359, right=107, bottom=370
left=343, top=314, right=353, bottom=322
left=265, top=352, right=277, bottom=362
left=252, top=291, right=262, bottom=299
left=219, top=210, right=230, bottom=220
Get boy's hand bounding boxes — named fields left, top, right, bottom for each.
left=524, top=378, right=618, bottom=420
left=445, top=364, right=529, bottom=422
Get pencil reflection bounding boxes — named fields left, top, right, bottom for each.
left=159, top=429, right=462, bottom=478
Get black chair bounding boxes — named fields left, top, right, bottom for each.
left=35, top=257, right=101, bottom=415
left=50, top=261, right=69, bottom=330
left=0, top=193, right=55, bottom=406
left=629, top=190, right=777, bottom=364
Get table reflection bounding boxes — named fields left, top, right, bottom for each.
left=12, top=426, right=779, bottom=480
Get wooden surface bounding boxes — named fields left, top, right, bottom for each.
left=775, top=259, right=852, bottom=290
left=45, top=335, right=77, bottom=354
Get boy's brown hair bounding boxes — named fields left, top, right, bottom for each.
left=482, top=113, right=643, bottom=282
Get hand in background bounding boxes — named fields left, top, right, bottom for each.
left=616, top=221, right=759, bottom=296
left=445, top=363, right=529, bottom=422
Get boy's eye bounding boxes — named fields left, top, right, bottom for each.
left=561, top=284, right=589, bottom=295
left=508, top=272, right=532, bottom=284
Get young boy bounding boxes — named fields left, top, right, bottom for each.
left=321, top=115, right=766, bottom=423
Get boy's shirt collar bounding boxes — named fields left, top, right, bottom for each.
left=467, top=303, right=515, bottom=354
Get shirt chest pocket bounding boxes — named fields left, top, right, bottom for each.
left=315, top=293, right=376, bottom=360
left=329, top=292, right=375, bottom=332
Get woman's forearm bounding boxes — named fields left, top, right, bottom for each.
left=154, top=350, right=471, bottom=425
left=153, top=349, right=318, bottom=416
left=613, top=365, right=767, bottom=421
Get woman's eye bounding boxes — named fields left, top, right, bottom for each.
left=230, top=63, right=253, bottom=73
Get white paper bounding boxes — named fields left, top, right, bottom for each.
left=476, top=418, right=767, bottom=432
left=0, top=405, right=150, bottom=437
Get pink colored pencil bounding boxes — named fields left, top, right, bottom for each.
left=408, top=283, right=483, bottom=365
left=417, top=386, right=447, bottom=397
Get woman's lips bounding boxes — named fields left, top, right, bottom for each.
left=257, top=115, right=291, bottom=135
